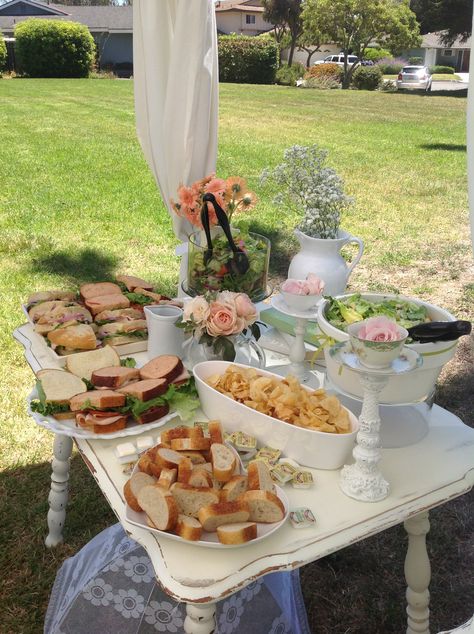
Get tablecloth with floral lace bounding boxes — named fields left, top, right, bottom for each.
left=44, top=524, right=311, bottom=634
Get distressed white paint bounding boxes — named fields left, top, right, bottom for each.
left=404, top=512, right=431, bottom=634
left=184, top=603, right=216, bottom=634
left=46, top=435, right=74, bottom=548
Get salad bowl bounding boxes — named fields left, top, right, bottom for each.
left=317, top=293, right=458, bottom=404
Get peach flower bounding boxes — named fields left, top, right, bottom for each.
left=183, top=297, right=210, bottom=325
left=358, top=317, right=402, bottom=342
left=234, top=293, right=258, bottom=325
left=206, top=302, right=244, bottom=336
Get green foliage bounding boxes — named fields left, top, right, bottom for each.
left=409, top=56, right=423, bottom=65
left=302, top=76, right=341, bottom=89
left=410, top=0, right=472, bottom=43
left=275, top=61, right=306, bottom=85
left=218, top=35, right=279, bottom=84
left=0, top=30, right=6, bottom=74
left=302, top=0, right=421, bottom=87
left=14, top=19, right=95, bottom=78
left=364, top=47, right=392, bottom=62
left=352, top=65, right=383, bottom=90
left=378, top=62, right=404, bottom=74
left=262, top=0, right=304, bottom=66
left=305, top=62, right=343, bottom=81
left=429, top=65, right=455, bottom=74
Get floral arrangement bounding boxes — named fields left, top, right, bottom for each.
left=171, top=174, right=257, bottom=229
left=260, top=144, right=353, bottom=239
left=179, top=291, right=261, bottom=361
left=357, top=316, right=404, bottom=342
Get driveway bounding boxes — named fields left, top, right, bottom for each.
left=431, top=80, right=468, bottom=92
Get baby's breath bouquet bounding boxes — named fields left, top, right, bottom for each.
left=260, top=145, right=353, bottom=239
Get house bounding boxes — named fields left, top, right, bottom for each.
left=0, top=0, right=133, bottom=73
left=215, top=0, right=272, bottom=36
left=407, top=31, right=471, bottom=72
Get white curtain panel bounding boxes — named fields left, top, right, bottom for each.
left=133, top=0, right=219, bottom=243
left=468, top=5, right=474, bottom=256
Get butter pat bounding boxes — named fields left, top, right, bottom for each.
left=136, top=436, right=154, bottom=453
left=115, top=442, right=138, bottom=464
left=289, top=507, right=316, bottom=529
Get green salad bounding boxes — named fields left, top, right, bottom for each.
left=325, top=294, right=430, bottom=332
left=187, top=231, right=269, bottom=301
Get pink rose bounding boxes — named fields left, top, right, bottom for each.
left=305, top=273, right=325, bottom=295
left=234, top=293, right=258, bottom=325
left=358, top=317, right=402, bottom=342
left=216, top=291, right=238, bottom=310
left=281, top=279, right=306, bottom=295
left=183, top=297, right=210, bottom=324
left=206, top=302, right=244, bottom=336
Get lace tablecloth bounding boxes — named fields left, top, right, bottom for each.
left=45, top=524, right=311, bottom=634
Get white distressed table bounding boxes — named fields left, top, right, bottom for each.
left=14, top=323, right=474, bottom=634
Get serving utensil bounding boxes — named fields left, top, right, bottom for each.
left=407, top=320, right=471, bottom=343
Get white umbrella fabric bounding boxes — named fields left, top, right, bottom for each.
left=468, top=6, right=474, bottom=256
left=133, top=0, right=219, bottom=288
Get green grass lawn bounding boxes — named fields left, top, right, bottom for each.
left=0, top=79, right=472, bottom=634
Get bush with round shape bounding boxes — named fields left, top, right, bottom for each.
left=0, top=30, right=6, bottom=74
left=409, top=56, right=423, bottom=65
left=352, top=65, right=382, bottom=90
left=302, top=76, right=340, bottom=90
left=364, top=47, right=391, bottom=63
left=429, top=65, right=455, bottom=74
left=305, top=62, right=343, bottom=82
left=14, top=19, right=95, bottom=78
left=275, top=61, right=306, bottom=86
left=218, top=35, right=278, bottom=84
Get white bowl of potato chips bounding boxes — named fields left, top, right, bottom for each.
left=194, top=361, right=359, bottom=470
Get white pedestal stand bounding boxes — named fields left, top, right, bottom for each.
left=334, top=342, right=422, bottom=503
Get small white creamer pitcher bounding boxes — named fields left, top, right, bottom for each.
left=144, top=305, right=184, bottom=358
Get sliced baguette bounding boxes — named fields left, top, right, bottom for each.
left=91, top=366, right=140, bottom=388
left=208, top=420, right=224, bottom=445
left=139, top=355, right=184, bottom=383
left=155, top=447, right=185, bottom=470
left=241, top=490, right=285, bottom=524
left=177, top=457, right=193, bottom=484
left=248, top=460, right=275, bottom=493
left=210, top=443, right=237, bottom=483
left=170, top=483, right=219, bottom=518
left=217, top=522, right=257, bottom=545
left=178, top=450, right=206, bottom=465
left=170, top=437, right=211, bottom=452
left=123, top=472, right=156, bottom=511
left=188, top=469, right=214, bottom=489
left=137, top=485, right=178, bottom=531
left=198, top=500, right=250, bottom=533
left=220, top=475, right=248, bottom=502
left=65, top=345, right=120, bottom=381
left=70, top=389, right=126, bottom=411
left=157, top=467, right=177, bottom=489
left=161, top=426, right=204, bottom=445
left=138, top=453, right=156, bottom=476
left=36, top=369, right=86, bottom=403
left=174, top=515, right=202, bottom=541
left=118, top=378, right=168, bottom=401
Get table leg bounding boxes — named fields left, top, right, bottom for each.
left=184, top=603, right=216, bottom=634
left=404, top=511, right=431, bottom=634
left=45, top=434, right=73, bottom=548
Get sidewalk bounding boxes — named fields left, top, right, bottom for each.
left=456, top=72, right=469, bottom=83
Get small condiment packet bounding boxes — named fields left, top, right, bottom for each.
left=271, top=463, right=294, bottom=485
left=115, top=442, right=137, bottom=464
left=238, top=448, right=257, bottom=462
left=194, top=421, right=209, bottom=435
left=122, top=462, right=136, bottom=476
left=278, top=460, right=298, bottom=477
left=233, top=432, right=257, bottom=451
left=289, top=507, right=316, bottom=529
left=278, top=458, right=300, bottom=471
left=224, top=431, right=235, bottom=443
left=255, top=446, right=281, bottom=465
left=292, top=470, right=314, bottom=489
left=136, top=436, right=154, bottom=453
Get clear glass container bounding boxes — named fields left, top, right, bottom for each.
left=182, top=332, right=266, bottom=372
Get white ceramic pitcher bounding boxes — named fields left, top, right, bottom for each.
left=144, top=305, right=184, bottom=357
left=288, top=229, right=364, bottom=296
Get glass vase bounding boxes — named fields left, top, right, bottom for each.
left=182, top=332, right=266, bottom=372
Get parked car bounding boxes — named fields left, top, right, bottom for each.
left=396, top=66, right=432, bottom=92
left=314, top=54, right=359, bottom=67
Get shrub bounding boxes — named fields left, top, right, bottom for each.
left=275, top=61, right=306, bottom=86
left=301, top=76, right=340, bottom=90
left=429, top=65, right=455, bottom=74
left=379, top=79, right=398, bottom=92
left=352, top=65, right=383, bottom=90
left=376, top=58, right=407, bottom=75
left=218, top=35, right=278, bottom=84
left=14, top=19, right=95, bottom=78
left=364, top=47, right=391, bottom=62
left=305, top=62, right=343, bottom=82
left=0, top=30, right=6, bottom=74
left=409, top=56, right=423, bottom=65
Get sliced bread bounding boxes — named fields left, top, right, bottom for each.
left=137, top=485, right=178, bottom=531
left=118, top=378, right=168, bottom=401
left=170, top=437, right=211, bottom=452
left=157, top=467, right=177, bottom=489
left=177, top=457, right=193, bottom=484
left=70, top=389, right=126, bottom=411
left=91, top=366, right=140, bottom=388
left=36, top=369, right=86, bottom=403
left=65, top=345, right=120, bottom=381
left=123, top=472, right=156, bottom=511
left=248, top=460, right=275, bottom=493
left=210, top=443, right=237, bottom=483
left=188, top=469, right=214, bottom=489
left=198, top=500, right=250, bottom=533
left=80, top=282, right=122, bottom=300
left=220, top=475, right=248, bottom=502
left=139, top=355, right=184, bottom=383
left=161, top=426, right=204, bottom=445
left=241, top=490, right=285, bottom=524
left=208, top=420, right=224, bottom=445
left=217, top=522, right=257, bottom=545
left=174, top=515, right=203, bottom=541
left=170, top=483, right=219, bottom=518
left=154, top=447, right=184, bottom=470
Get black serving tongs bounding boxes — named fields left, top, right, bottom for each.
left=407, top=320, right=472, bottom=343
left=201, top=193, right=250, bottom=274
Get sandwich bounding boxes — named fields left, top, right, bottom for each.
left=116, top=275, right=155, bottom=292
left=91, top=365, right=140, bottom=388
left=26, top=290, right=77, bottom=310
left=118, top=378, right=170, bottom=424
left=28, top=300, right=81, bottom=323
left=94, top=307, right=144, bottom=325
left=84, top=294, right=131, bottom=316
left=123, top=287, right=172, bottom=307
left=65, top=345, right=120, bottom=380
left=97, top=319, right=148, bottom=345
left=30, top=369, right=87, bottom=420
left=34, top=305, right=93, bottom=335
left=70, top=389, right=128, bottom=433
left=47, top=324, right=98, bottom=355
left=80, top=282, right=122, bottom=300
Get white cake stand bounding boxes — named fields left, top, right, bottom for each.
left=270, top=294, right=321, bottom=382
left=331, top=342, right=423, bottom=502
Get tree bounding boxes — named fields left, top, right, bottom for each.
left=262, top=0, right=304, bottom=67
left=410, top=0, right=472, bottom=42
left=302, top=0, right=421, bottom=88
left=296, top=28, right=325, bottom=67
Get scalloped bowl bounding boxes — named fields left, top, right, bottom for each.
left=317, top=293, right=458, bottom=404
left=281, top=290, right=321, bottom=312
left=193, top=360, right=359, bottom=470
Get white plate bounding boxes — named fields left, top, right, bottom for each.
left=271, top=294, right=320, bottom=320
left=27, top=387, right=180, bottom=439
left=125, top=445, right=289, bottom=548
left=329, top=342, right=423, bottom=376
